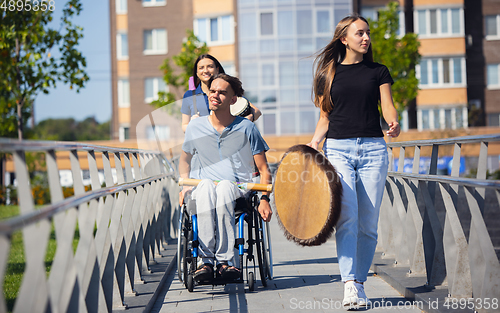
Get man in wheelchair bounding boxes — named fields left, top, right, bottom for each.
left=179, top=73, right=272, bottom=283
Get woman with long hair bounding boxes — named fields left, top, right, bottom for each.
left=307, top=14, right=400, bottom=308
left=181, top=54, right=261, bottom=132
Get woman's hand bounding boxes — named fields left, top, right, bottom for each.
left=306, top=140, right=320, bottom=150
left=191, top=113, right=200, bottom=120
left=386, top=121, right=400, bottom=138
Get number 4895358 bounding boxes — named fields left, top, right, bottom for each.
left=1, top=0, right=56, bottom=12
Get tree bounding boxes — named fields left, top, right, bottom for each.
left=368, top=1, right=420, bottom=119
left=150, top=30, right=209, bottom=116
left=33, top=116, right=110, bottom=141
left=0, top=0, right=89, bottom=139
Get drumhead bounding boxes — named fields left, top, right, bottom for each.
left=273, top=145, right=342, bottom=246
left=230, top=97, right=250, bottom=117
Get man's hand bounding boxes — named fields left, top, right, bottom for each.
left=179, top=186, right=193, bottom=206
left=258, top=199, right=272, bottom=222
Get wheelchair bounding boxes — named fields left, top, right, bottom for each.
left=177, top=190, right=273, bottom=292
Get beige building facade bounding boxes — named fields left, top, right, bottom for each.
left=109, top=0, right=500, bottom=141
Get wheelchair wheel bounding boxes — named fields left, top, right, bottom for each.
left=177, top=209, right=187, bottom=283
left=187, top=272, right=194, bottom=292
left=248, top=271, right=255, bottom=291
left=262, top=220, right=273, bottom=280
left=253, top=209, right=268, bottom=287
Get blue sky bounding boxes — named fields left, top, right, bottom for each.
left=34, top=0, right=111, bottom=124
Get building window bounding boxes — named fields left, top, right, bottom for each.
left=261, top=63, right=275, bottom=86
left=195, top=15, right=234, bottom=46
left=316, top=10, right=330, bottom=33
left=485, top=15, right=500, bottom=39
left=142, top=0, right=166, bottom=7
left=116, top=0, right=127, bottom=14
left=143, top=29, right=167, bottom=55
left=119, top=125, right=130, bottom=142
left=487, top=113, right=500, bottom=127
left=418, top=107, right=467, bottom=130
left=118, top=79, right=130, bottom=108
left=261, top=13, right=274, bottom=36
left=146, top=125, right=170, bottom=141
left=262, top=113, right=276, bottom=135
left=487, top=64, right=500, bottom=89
left=417, top=57, right=465, bottom=88
left=415, top=7, right=463, bottom=37
left=221, top=62, right=236, bottom=76
left=116, top=32, right=128, bottom=60
left=362, top=6, right=405, bottom=36
left=144, top=77, right=167, bottom=103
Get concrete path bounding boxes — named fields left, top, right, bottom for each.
left=151, top=217, right=425, bottom=313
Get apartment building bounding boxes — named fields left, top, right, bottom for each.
left=110, top=0, right=194, bottom=141
left=363, top=0, right=469, bottom=131
left=235, top=0, right=353, bottom=136
left=109, top=0, right=499, bottom=140
left=483, top=0, right=500, bottom=126
left=109, top=0, right=354, bottom=140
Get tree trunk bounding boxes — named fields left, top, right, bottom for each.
left=17, top=101, right=23, bottom=140
left=15, top=37, right=23, bottom=140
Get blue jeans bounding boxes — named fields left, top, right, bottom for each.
left=323, top=137, right=388, bottom=283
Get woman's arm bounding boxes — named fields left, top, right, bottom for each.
left=380, top=83, right=400, bottom=138
left=182, top=114, right=191, bottom=133
left=307, top=109, right=330, bottom=150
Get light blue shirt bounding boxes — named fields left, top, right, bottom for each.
left=182, top=116, right=269, bottom=182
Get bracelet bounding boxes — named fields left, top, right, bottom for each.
left=260, top=195, right=270, bottom=202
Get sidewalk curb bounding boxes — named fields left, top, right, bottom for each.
left=371, top=252, right=473, bottom=313
left=114, top=239, right=178, bottom=313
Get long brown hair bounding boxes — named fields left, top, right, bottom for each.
left=313, top=14, right=373, bottom=113
left=192, top=54, right=225, bottom=88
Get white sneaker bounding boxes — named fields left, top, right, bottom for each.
left=342, top=281, right=359, bottom=309
left=355, top=282, right=371, bottom=307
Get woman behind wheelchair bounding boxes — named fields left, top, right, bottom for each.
left=178, top=74, right=272, bottom=291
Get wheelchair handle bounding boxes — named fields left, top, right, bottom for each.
left=179, top=178, right=273, bottom=192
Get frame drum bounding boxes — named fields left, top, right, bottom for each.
left=273, top=145, right=342, bottom=246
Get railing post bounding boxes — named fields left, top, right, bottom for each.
left=403, top=145, right=425, bottom=275
left=13, top=150, right=52, bottom=313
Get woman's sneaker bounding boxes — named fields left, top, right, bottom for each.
left=355, top=282, right=371, bottom=307
left=342, top=281, right=359, bottom=309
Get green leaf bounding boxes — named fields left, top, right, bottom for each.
left=0, top=0, right=87, bottom=139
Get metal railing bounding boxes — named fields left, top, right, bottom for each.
left=379, top=134, right=500, bottom=312
left=0, top=139, right=179, bottom=313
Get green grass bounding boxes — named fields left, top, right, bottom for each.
left=1, top=205, right=79, bottom=312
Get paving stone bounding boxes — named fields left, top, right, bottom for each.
left=152, top=218, right=425, bottom=313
